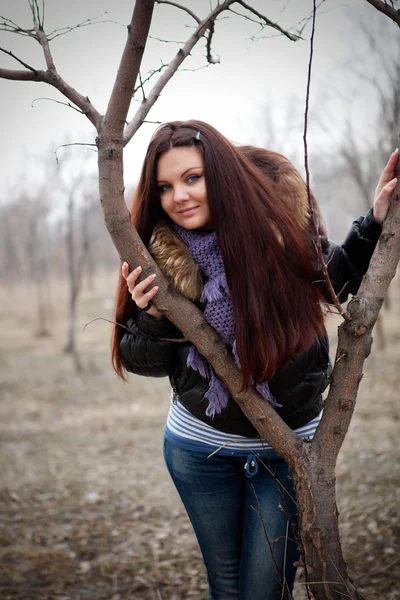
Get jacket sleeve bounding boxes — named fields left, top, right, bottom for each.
left=120, top=310, right=184, bottom=378
left=317, top=209, right=382, bottom=303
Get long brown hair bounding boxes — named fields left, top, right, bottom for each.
left=112, top=120, right=326, bottom=385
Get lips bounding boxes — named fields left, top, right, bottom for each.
left=178, top=206, right=198, bottom=215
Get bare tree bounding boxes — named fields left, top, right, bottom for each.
left=1, top=2, right=399, bottom=599
left=0, top=191, right=53, bottom=336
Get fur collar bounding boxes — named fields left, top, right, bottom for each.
left=149, top=221, right=204, bottom=302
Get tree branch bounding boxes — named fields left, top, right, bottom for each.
left=205, top=21, right=220, bottom=64
left=46, top=12, right=124, bottom=41
left=0, top=15, right=36, bottom=37
left=363, top=0, right=400, bottom=26
left=155, top=0, right=201, bottom=24
left=29, top=0, right=55, bottom=72
left=124, top=0, right=302, bottom=144
left=31, top=96, right=88, bottom=115
left=124, top=0, right=238, bottom=144
left=236, top=0, right=301, bottom=41
left=0, top=47, right=38, bottom=72
left=301, top=1, right=350, bottom=321
left=0, top=7, right=102, bottom=128
left=104, top=0, right=155, bottom=136
left=133, top=62, right=168, bottom=97
left=0, top=67, right=46, bottom=81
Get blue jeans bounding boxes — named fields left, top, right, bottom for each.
left=163, top=437, right=299, bottom=600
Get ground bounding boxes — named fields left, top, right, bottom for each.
left=0, top=273, right=399, bottom=600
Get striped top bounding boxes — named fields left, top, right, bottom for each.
left=164, top=395, right=322, bottom=459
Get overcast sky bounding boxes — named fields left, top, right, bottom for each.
left=0, top=0, right=387, bottom=200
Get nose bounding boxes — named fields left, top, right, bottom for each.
left=173, top=184, right=190, bottom=203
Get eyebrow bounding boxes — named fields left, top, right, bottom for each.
left=157, top=165, right=203, bottom=183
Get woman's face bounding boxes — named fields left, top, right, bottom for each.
left=157, top=145, right=213, bottom=230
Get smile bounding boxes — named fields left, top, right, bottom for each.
left=178, top=206, right=199, bottom=215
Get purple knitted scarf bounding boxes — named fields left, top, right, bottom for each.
left=174, top=225, right=280, bottom=418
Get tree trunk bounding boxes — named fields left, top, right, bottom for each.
left=65, top=192, right=82, bottom=372
left=294, top=452, right=365, bottom=600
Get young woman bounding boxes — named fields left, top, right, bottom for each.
left=112, top=120, right=398, bottom=600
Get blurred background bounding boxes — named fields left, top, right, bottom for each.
left=0, top=1, right=399, bottom=598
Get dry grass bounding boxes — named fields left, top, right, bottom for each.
left=0, top=273, right=399, bottom=599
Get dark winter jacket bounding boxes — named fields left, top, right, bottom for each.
left=120, top=210, right=382, bottom=437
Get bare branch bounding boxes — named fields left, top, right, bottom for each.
left=0, top=15, right=36, bottom=37
left=0, top=67, right=46, bottom=81
left=0, top=8, right=102, bottom=129
left=55, top=142, right=97, bottom=161
left=149, top=35, right=185, bottom=43
left=0, top=47, right=38, bottom=73
left=47, top=12, right=125, bottom=41
left=133, top=62, right=168, bottom=96
left=138, top=72, right=146, bottom=102
left=29, top=0, right=56, bottom=72
left=364, top=0, right=400, bottom=26
left=124, top=0, right=302, bottom=143
left=301, top=1, right=350, bottom=321
left=155, top=1, right=201, bottom=24
left=236, top=0, right=301, bottom=41
left=124, top=0, right=238, bottom=144
left=205, top=21, right=220, bottom=64
left=0, top=60, right=102, bottom=127
left=31, top=96, right=88, bottom=115
left=103, top=0, right=155, bottom=139
left=295, top=0, right=329, bottom=37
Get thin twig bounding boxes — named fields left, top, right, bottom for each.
left=280, top=519, right=292, bottom=600
left=83, top=315, right=186, bottom=343
left=359, top=556, right=400, bottom=578
left=302, top=0, right=351, bottom=321
left=31, top=97, right=87, bottom=115
left=83, top=316, right=133, bottom=333
left=54, top=143, right=97, bottom=163
left=0, top=47, right=37, bottom=72
left=148, top=35, right=185, bottom=44
left=250, top=483, right=282, bottom=580
left=236, top=0, right=301, bottom=41
left=0, top=15, right=36, bottom=37
left=138, top=72, right=146, bottom=102
left=155, top=0, right=201, bottom=23
left=47, top=13, right=125, bottom=40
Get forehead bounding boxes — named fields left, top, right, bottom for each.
left=157, top=146, right=203, bottom=180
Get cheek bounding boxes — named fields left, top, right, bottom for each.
left=160, top=196, right=170, bottom=214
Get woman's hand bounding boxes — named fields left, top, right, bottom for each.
left=121, top=262, right=163, bottom=320
left=373, top=149, right=399, bottom=224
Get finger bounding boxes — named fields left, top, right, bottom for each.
left=376, top=150, right=399, bottom=192
left=136, top=286, right=159, bottom=309
left=132, top=273, right=157, bottom=296
left=376, top=178, right=397, bottom=205
left=373, top=178, right=398, bottom=223
left=383, top=177, right=398, bottom=195
left=121, top=261, right=129, bottom=280
left=125, top=266, right=143, bottom=288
